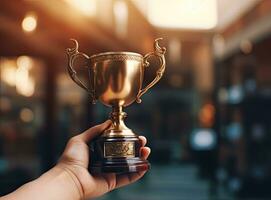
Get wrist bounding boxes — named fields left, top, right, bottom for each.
left=35, top=165, right=84, bottom=200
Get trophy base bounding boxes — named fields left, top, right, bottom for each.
left=90, top=158, right=150, bottom=173
left=90, top=136, right=150, bottom=173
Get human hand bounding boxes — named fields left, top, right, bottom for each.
left=56, top=120, right=151, bottom=199
left=1, top=120, right=150, bottom=200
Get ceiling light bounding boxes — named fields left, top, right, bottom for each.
left=147, top=0, right=217, bottom=30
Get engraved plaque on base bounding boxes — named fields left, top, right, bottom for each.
left=104, top=142, right=135, bottom=158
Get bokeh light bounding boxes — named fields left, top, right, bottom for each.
left=20, top=108, right=34, bottom=123
left=21, top=12, right=37, bottom=33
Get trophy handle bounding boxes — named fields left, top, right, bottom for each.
left=66, top=39, right=96, bottom=103
left=136, top=38, right=166, bottom=103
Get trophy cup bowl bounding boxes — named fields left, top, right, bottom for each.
left=93, top=52, right=143, bottom=107
left=66, top=38, right=166, bottom=173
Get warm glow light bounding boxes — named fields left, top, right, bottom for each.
left=213, top=34, right=225, bottom=57
left=114, top=0, right=128, bottom=37
left=169, top=38, right=181, bottom=63
left=147, top=0, right=217, bottom=29
left=20, top=108, right=34, bottom=123
left=0, top=97, right=11, bottom=112
left=199, top=103, right=215, bottom=127
left=22, top=12, right=37, bottom=32
left=65, top=0, right=96, bottom=16
left=1, top=57, right=35, bottom=96
left=1, top=59, right=17, bottom=86
left=240, top=39, right=253, bottom=54
left=17, top=56, right=33, bottom=70
left=15, top=64, right=35, bottom=97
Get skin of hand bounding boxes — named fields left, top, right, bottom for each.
left=1, top=120, right=150, bottom=200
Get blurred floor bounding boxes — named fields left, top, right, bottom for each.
left=97, top=164, right=232, bottom=200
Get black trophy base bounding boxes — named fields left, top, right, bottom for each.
left=90, top=136, right=150, bottom=173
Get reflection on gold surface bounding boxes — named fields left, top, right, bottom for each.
left=94, top=58, right=142, bottom=107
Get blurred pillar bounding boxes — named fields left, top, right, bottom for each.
left=40, top=59, right=58, bottom=172
left=193, top=39, right=214, bottom=93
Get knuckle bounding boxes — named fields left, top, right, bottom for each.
left=69, top=136, right=79, bottom=144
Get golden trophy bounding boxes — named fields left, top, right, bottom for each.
left=66, top=38, right=166, bottom=173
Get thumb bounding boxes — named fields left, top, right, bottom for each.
left=75, top=120, right=112, bottom=143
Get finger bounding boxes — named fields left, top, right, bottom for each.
left=140, top=147, right=151, bottom=160
left=114, top=147, right=151, bottom=189
left=139, top=136, right=147, bottom=147
left=115, top=170, right=147, bottom=189
left=75, top=120, right=111, bottom=142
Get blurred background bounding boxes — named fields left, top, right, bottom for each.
left=0, top=0, right=271, bottom=199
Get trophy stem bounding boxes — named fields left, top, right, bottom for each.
left=111, top=106, right=126, bottom=128
left=102, top=105, right=135, bottom=137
